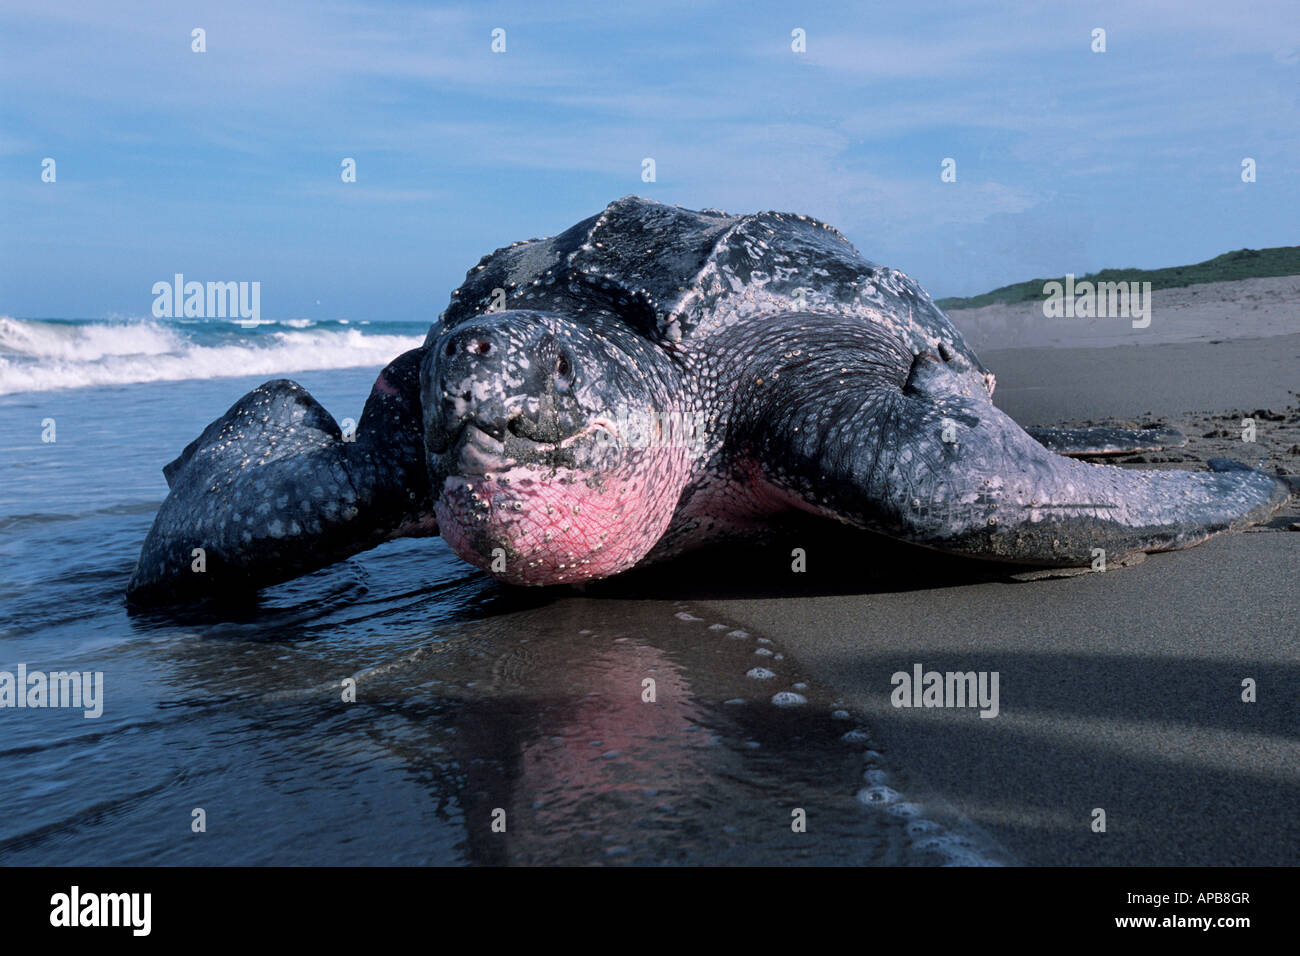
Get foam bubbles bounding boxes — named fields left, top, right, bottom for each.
left=856, top=785, right=901, bottom=806
left=770, top=691, right=807, bottom=707
left=912, top=833, right=1001, bottom=866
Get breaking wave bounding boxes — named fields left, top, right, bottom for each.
left=0, top=316, right=427, bottom=395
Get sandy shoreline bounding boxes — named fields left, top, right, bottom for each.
left=945, top=273, right=1300, bottom=351
left=689, top=281, right=1299, bottom=866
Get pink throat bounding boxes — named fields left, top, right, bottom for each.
left=435, top=456, right=688, bottom=586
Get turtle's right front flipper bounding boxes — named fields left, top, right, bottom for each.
left=126, top=348, right=435, bottom=607
left=1023, top=425, right=1187, bottom=457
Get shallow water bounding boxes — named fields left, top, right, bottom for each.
left=0, top=362, right=1001, bottom=865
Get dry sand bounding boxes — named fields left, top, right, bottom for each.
left=692, top=276, right=1300, bottom=865
left=946, top=273, right=1300, bottom=351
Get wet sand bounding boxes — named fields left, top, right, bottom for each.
left=984, top=333, right=1300, bottom=425
left=688, top=323, right=1299, bottom=866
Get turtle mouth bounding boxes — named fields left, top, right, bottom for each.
left=451, top=424, right=511, bottom=475
left=443, top=418, right=618, bottom=476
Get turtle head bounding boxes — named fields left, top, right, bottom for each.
left=422, top=309, right=698, bottom=585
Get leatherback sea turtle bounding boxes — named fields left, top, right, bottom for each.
left=126, top=197, right=1289, bottom=604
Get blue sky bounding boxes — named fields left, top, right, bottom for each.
left=2, top=0, right=1297, bottom=321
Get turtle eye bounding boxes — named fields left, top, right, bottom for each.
left=554, top=353, right=574, bottom=388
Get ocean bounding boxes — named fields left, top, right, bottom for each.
left=0, top=316, right=998, bottom=865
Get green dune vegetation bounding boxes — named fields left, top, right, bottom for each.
left=934, top=246, right=1300, bottom=311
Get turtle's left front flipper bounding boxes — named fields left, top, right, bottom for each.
left=126, top=348, right=436, bottom=607
left=1024, top=425, right=1186, bottom=457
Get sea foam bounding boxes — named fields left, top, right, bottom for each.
left=0, top=316, right=424, bottom=395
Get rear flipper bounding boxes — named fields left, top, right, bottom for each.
left=737, top=333, right=1289, bottom=569
left=1024, top=425, right=1186, bottom=457
left=126, top=348, right=435, bottom=606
